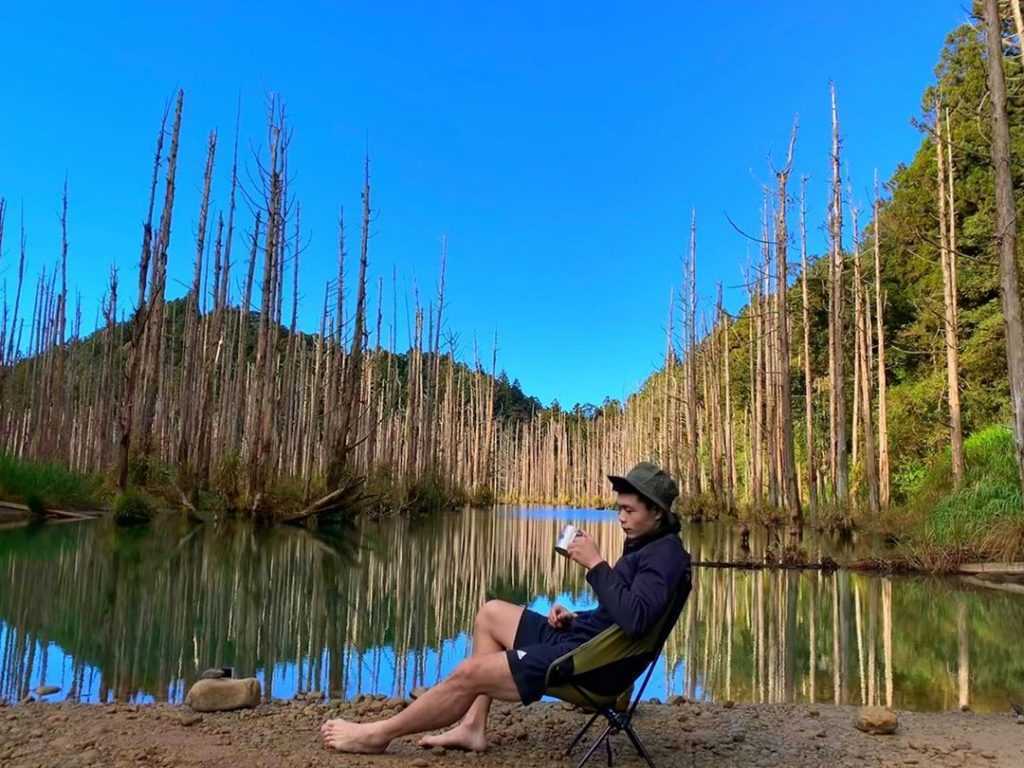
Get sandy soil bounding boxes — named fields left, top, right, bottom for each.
left=2, top=695, right=1022, bottom=768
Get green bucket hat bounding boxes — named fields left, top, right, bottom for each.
left=607, top=461, right=679, bottom=513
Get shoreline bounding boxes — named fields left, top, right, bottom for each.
left=2, top=698, right=1021, bottom=768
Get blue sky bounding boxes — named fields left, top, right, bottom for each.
left=0, top=2, right=968, bottom=407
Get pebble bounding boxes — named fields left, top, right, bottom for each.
left=410, top=759, right=430, bottom=768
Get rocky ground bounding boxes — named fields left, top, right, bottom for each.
left=2, top=695, right=1022, bottom=768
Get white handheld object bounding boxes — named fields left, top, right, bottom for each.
left=555, top=524, right=579, bottom=556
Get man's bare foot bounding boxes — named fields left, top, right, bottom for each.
left=417, top=722, right=488, bottom=752
left=320, top=718, right=390, bottom=753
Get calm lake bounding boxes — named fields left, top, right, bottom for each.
left=1, top=507, right=1022, bottom=712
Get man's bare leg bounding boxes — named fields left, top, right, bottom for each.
left=417, top=599, right=523, bottom=751
left=320, top=652, right=520, bottom=753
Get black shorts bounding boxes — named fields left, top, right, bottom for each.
left=505, top=609, right=581, bottom=705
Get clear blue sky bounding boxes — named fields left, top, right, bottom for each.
left=0, top=2, right=968, bottom=407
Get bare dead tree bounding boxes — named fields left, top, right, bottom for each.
left=983, top=0, right=1024, bottom=490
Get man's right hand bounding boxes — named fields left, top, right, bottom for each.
left=548, top=603, right=576, bottom=630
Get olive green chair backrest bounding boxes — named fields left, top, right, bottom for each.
left=543, top=582, right=690, bottom=710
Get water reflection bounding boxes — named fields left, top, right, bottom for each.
left=0, top=509, right=1021, bottom=712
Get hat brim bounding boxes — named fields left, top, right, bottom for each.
left=607, top=474, right=670, bottom=512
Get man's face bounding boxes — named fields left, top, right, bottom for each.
left=616, top=492, right=661, bottom=538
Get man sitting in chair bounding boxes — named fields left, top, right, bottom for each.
left=321, top=461, right=691, bottom=755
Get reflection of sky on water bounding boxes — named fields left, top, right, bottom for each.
left=499, top=505, right=619, bottom=524
left=1, top=587, right=697, bottom=706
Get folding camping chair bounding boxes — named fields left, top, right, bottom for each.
left=543, top=581, right=691, bottom=768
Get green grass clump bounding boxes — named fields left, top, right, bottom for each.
left=0, top=453, right=107, bottom=511
left=113, top=489, right=158, bottom=526
left=925, top=426, right=1022, bottom=545
left=894, top=425, right=1023, bottom=562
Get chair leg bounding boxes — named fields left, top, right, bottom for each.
left=621, top=723, right=657, bottom=768
left=566, top=712, right=602, bottom=756
left=575, top=724, right=613, bottom=768
left=604, top=733, right=613, bottom=766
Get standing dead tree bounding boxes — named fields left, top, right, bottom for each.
left=935, top=101, right=965, bottom=486
left=827, top=83, right=849, bottom=507
left=983, top=0, right=1024, bottom=491
left=774, top=118, right=802, bottom=521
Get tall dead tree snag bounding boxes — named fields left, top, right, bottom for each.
left=327, top=154, right=371, bottom=489
left=774, top=118, right=802, bottom=521
left=935, top=103, right=965, bottom=486
left=873, top=176, right=891, bottom=510
left=117, top=92, right=180, bottom=490
left=799, top=177, right=817, bottom=513
left=852, top=208, right=880, bottom=516
left=983, top=0, right=1024, bottom=491
left=684, top=209, right=701, bottom=498
left=828, top=83, right=849, bottom=506
left=249, top=97, right=287, bottom=503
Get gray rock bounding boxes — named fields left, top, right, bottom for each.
left=199, top=668, right=228, bottom=680
left=34, top=685, right=60, bottom=697
left=854, top=706, right=898, bottom=735
left=184, top=677, right=261, bottom=712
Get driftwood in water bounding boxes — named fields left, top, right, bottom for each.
left=692, top=557, right=839, bottom=572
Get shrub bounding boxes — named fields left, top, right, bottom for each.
left=113, top=489, right=157, bottom=526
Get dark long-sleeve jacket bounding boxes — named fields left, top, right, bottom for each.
left=569, top=529, right=691, bottom=641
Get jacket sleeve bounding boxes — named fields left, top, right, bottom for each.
left=585, top=547, right=683, bottom=638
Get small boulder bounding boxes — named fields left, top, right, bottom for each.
left=35, top=685, right=60, bottom=697
left=669, top=695, right=687, bottom=706
left=185, top=677, right=260, bottom=712
left=854, top=706, right=898, bottom=735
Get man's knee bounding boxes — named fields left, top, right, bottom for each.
left=474, top=599, right=506, bottom=632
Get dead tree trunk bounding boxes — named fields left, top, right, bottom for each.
left=685, top=210, right=701, bottom=497
left=873, top=176, right=891, bottom=510
left=983, top=0, right=1024, bottom=491
left=775, top=120, right=802, bottom=521
left=799, top=176, right=817, bottom=514
left=327, top=155, right=371, bottom=488
left=935, top=102, right=965, bottom=486
left=828, top=83, right=849, bottom=506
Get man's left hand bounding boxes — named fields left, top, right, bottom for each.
left=567, top=530, right=605, bottom=570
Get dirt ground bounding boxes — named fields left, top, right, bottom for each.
left=2, top=695, right=1022, bottom=768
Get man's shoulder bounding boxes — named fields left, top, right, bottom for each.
left=646, top=534, right=691, bottom=565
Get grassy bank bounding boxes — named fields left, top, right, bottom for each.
left=877, top=425, right=1024, bottom=568
left=0, top=453, right=109, bottom=513
left=0, top=451, right=487, bottom=525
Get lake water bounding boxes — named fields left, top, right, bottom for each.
left=1, top=507, right=1022, bottom=712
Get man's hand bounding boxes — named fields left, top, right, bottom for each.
left=548, top=603, right=576, bottom=630
left=567, top=530, right=605, bottom=570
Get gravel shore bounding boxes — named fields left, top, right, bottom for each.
left=2, top=696, right=1022, bottom=768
